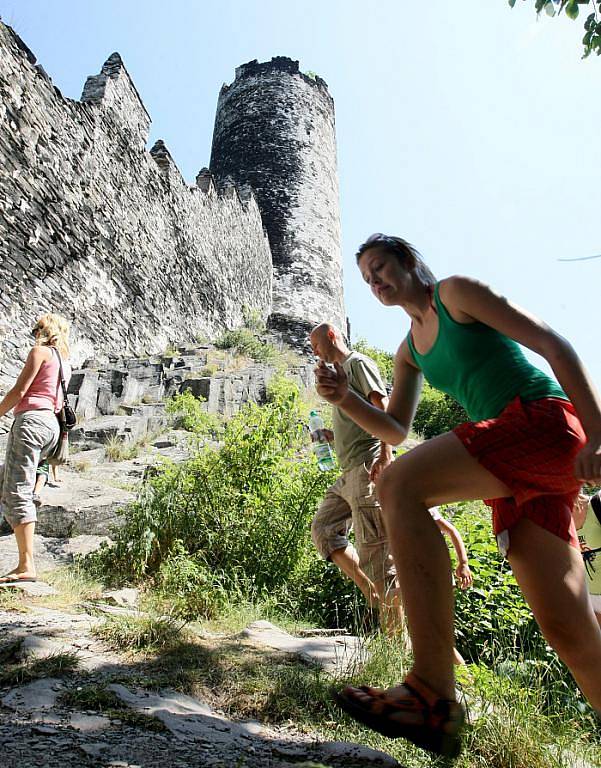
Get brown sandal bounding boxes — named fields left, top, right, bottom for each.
left=333, top=672, right=465, bottom=758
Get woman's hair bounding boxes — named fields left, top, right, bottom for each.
left=33, top=313, right=70, bottom=358
left=356, top=233, right=436, bottom=286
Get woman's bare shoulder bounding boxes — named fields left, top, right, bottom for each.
left=28, top=346, right=53, bottom=363
left=395, top=337, right=421, bottom=371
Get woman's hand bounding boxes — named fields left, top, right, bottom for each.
left=575, top=436, right=601, bottom=483
left=314, top=361, right=349, bottom=406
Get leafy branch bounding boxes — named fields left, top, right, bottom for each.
left=509, top=0, right=601, bottom=57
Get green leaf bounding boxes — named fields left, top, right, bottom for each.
left=508, top=0, right=517, bottom=7
left=565, top=0, right=579, bottom=19
left=544, top=1, right=556, bottom=17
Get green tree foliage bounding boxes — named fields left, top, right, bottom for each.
left=412, top=383, right=468, bottom=438
left=509, top=0, right=601, bottom=57
left=352, top=338, right=394, bottom=384
left=353, top=338, right=467, bottom=437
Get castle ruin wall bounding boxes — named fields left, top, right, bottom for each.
left=0, top=23, right=272, bottom=403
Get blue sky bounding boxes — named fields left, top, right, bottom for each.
left=2, top=1, right=599, bottom=384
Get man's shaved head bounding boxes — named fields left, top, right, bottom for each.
left=310, top=323, right=340, bottom=342
left=309, top=323, right=347, bottom=363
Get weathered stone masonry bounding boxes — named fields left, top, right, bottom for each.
left=0, top=23, right=272, bottom=398
left=210, top=58, right=346, bottom=344
left=0, top=24, right=348, bottom=419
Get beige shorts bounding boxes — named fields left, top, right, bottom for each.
left=0, top=410, right=59, bottom=529
left=311, top=462, right=395, bottom=584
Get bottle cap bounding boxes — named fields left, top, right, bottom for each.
left=309, top=410, right=318, bottom=417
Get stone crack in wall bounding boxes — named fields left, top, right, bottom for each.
left=0, top=22, right=272, bottom=403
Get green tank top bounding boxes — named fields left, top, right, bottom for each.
left=407, top=283, right=567, bottom=421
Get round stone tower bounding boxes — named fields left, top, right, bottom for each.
left=210, top=57, right=346, bottom=345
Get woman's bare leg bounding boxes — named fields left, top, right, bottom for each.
left=371, top=430, right=601, bottom=712
left=13, top=521, right=36, bottom=578
left=375, top=432, right=513, bottom=700
left=0, top=521, right=37, bottom=581
left=508, top=519, right=601, bottom=711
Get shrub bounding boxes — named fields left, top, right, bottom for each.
left=165, top=390, right=222, bottom=436
left=412, top=382, right=467, bottom=438
left=450, top=501, right=588, bottom=719
left=215, top=327, right=278, bottom=363
left=84, top=375, right=337, bottom=605
left=152, top=542, right=231, bottom=620
left=242, top=305, right=266, bottom=333
left=451, top=501, right=534, bottom=664
left=93, top=614, right=186, bottom=652
left=104, top=435, right=139, bottom=462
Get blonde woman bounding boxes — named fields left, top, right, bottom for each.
left=0, top=314, right=72, bottom=583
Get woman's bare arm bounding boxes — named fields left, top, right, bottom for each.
left=0, top=347, right=49, bottom=418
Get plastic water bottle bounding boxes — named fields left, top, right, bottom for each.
left=309, top=410, right=335, bottom=471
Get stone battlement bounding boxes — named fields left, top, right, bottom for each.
left=231, top=57, right=331, bottom=96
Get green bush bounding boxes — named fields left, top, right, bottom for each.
left=165, top=390, right=222, bottom=436
left=353, top=340, right=467, bottom=438
left=84, top=376, right=336, bottom=600
left=215, top=327, right=278, bottom=363
left=412, top=382, right=467, bottom=438
left=450, top=501, right=587, bottom=719
left=451, top=501, right=534, bottom=664
left=152, top=541, right=231, bottom=620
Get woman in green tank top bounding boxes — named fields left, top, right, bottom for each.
left=316, top=233, right=601, bottom=757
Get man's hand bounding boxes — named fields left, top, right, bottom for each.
left=322, top=428, right=335, bottom=443
left=455, top=563, right=473, bottom=590
left=369, top=453, right=392, bottom=483
left=314, top=361, right=349, bottom=405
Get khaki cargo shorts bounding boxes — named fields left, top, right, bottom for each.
left=311, top=462, right=395, bottom=584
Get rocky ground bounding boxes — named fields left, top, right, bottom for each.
left=0, top=412, right=403, bottom=768
left=0, top=592, right=397, bottom=768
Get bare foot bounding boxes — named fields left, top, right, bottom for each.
left=0, top=569, right=37, bottom=583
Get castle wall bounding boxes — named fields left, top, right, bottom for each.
left=0, top=23, right=272, bottom=406
left=210, top=58, right=346, bottom=339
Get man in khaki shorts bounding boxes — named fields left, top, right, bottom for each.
left=310, top=323, right=396, bottom=622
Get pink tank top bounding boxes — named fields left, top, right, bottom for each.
left=14, top=348, right=72, bottom=415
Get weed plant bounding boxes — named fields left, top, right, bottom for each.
left=84, top=376, right=341, bottom=616
left=104, top=435, right=140, bottom=462
left=60, top=684, right=167, bottom=731
left=165, top=390, right=222, bottom=436
left=215, top=327, right=278, bottom=363
left=93, top=613, right=188, bottom=652
left=0, top=651, right=78, bottom=685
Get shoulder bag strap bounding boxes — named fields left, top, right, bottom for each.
left=52, top=347, right=69, bottom=409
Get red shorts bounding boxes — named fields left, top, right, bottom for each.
left=453, top=397, right=586, bottom=554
